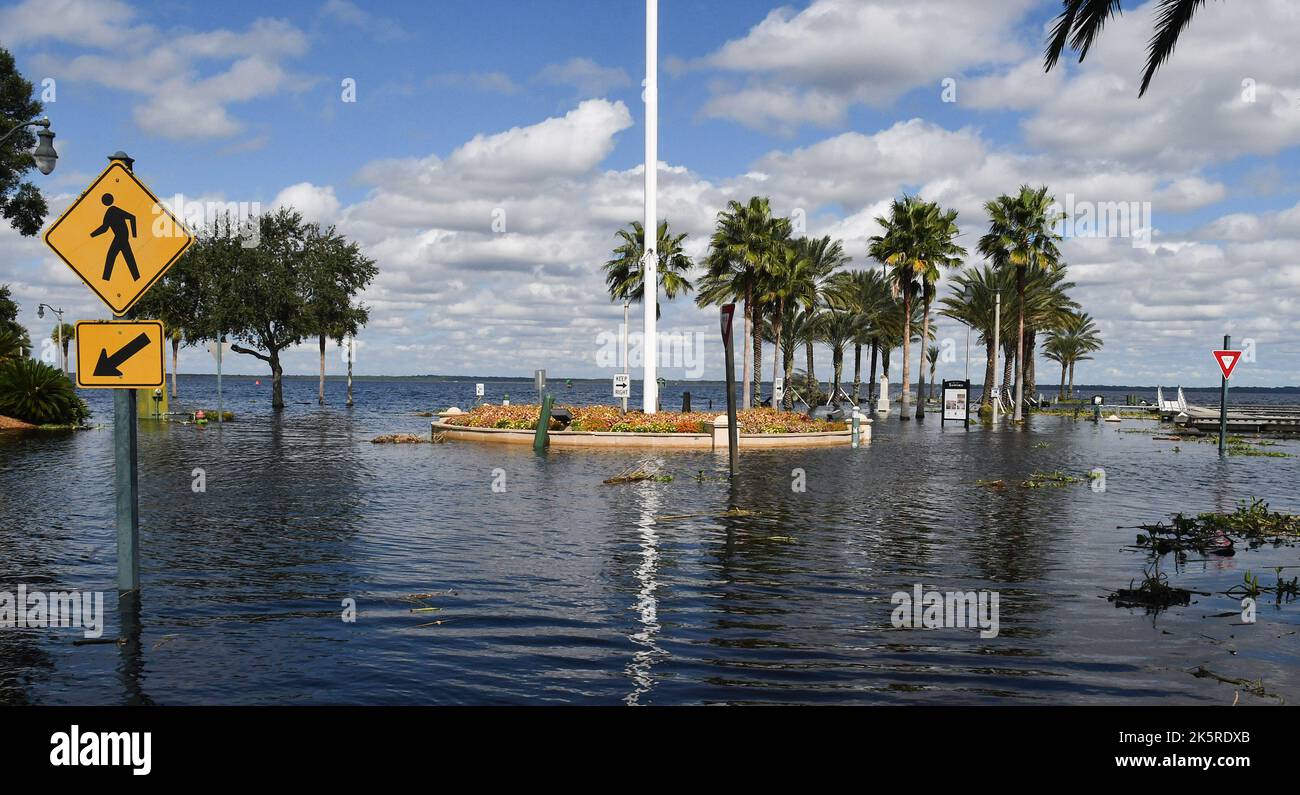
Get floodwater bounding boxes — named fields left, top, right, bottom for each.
left=2, top=376, right=1297, bottom=705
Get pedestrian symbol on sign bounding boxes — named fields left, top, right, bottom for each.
left=91, top=193, right=139, bottom=281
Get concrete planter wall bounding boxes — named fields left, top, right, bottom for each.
left=435, top=414, right=869, bottom=449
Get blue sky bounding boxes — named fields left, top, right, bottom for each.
left=3, top=0, right=1300, bottom=387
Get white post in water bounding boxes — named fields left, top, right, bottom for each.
left=642, top=0, right=658, bottom=414
left=992, top=292, right=1000, bottom=424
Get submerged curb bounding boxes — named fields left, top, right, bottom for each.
left=435, top=418, right=861, bottom=449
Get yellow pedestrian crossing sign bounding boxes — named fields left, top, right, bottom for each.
left=75, top=320, right=166, bottom=389
left=44, top=161, right=193, bottom=316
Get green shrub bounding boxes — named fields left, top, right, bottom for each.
left=0, top=358, right=90, bottom=425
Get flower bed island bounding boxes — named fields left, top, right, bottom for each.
left=436, top=404, right=861, bottom=449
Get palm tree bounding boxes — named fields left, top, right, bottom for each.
left=49, top=322, right=74, bottom=375
left=602, top=219, right=695, bottom=314
left=793, top=235, right=849, bottom=405
left=826, top=268, right=892, bottom=405
left=814, top=308, right=865, bottom=406
left=1045, top=310, right=1103, bottom=398
left=1044, top=0, right=1216, bottom=96
left=697, top=197, right=789, bottom=407
left=870, top=196, right=966, bottom=419
left=938, top=265, right=1009, bottom=407
left=978, top=186, right=1063, bottom=421
left=303, top=224, right=378, bottom=405
left=763, top=302, right=817, bottom=410
left=756, top=244, right=799, bottom=408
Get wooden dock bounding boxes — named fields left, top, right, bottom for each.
left=1175, top=404, right=1300, bottom=433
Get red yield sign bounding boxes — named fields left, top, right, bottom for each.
left=1213, top=349, right=1242, bottom=380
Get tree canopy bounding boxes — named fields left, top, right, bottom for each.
left=0, top=47, right=48, bottom=236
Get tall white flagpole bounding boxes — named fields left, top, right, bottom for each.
left=642, top=0, right=658, bottom=414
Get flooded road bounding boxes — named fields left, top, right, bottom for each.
left=2, top=377, right=1297, bottom=704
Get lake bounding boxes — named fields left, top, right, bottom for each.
left=2, top=375, right=1297, bottom=704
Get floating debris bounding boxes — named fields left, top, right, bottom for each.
left=371, top=433, right=433, bottom=444
left=657, top=507, right=764, bottom=522
left=1135, top=499, right=1300, bottom=556
left=603, top=463, right=673, bottom=485
left=1021, top=471, right=1083, bottom=488
left=1190, top=666, right=1283, bottom=702
left=1108, top=563, right=1193, bottom=611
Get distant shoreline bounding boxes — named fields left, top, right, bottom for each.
left=147, top=374, right=1300, bottom=391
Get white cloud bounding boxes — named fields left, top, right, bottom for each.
left=319, top=0, right=409, bottom=41
left=0, top=0, right=142, bottom=49
left=1010, top=0, right=1300, bottom=169
left=273, top=183, right=340, bottom=225
left=536, top=57, right=632, bottom=97
left=696, top=0, right=1037, bottom=131
left=14, top=1, right=311, bottom=140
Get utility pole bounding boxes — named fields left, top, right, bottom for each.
left=992, top=292, right=1001, bottom=424
left=622, top=301, right=630, bottom=413
left=642, top=0, right=658, bottom=414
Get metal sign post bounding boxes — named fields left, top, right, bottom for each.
left=44, top=151, right=192, bottom=596
left=720, top=304, right=738, bottom=476
left=1213, top=335, right=1242, bottom=456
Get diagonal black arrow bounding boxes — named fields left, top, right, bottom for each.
left=94, top=332, right=152, bottom=377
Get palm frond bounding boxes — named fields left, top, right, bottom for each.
left=1141, top=0, right=1209, bottom=96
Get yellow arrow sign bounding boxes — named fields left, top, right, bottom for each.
left=75, top=320, right=166, bottom=389
left=44, top=162, right=193, bottom=316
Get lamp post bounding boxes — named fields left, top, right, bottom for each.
left=37, top=303, right=66, bottom=374
left=642, top=0, right=658, bottom=414
left=1, top=116, right=58, bottom=175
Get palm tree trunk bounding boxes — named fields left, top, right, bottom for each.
left=170, top=335, right=180, bottom=398
left=771, top=300, right=783, bottom=411
left=1024, top=328, right=1037, bottom=405
left=832, top=346, right=844, bottom=404
left=805, top=341, right=817, bottom=404
left=741, top=289, right=752, bottom=409
left=1014, top=266, right=1026, bottom=421
left=318, top=334, right=327, bottom=405
left=1059, top=363, right=1067, bottom=400
left=782, top=345, right=794, bottom=410
left=980, top=337, right=994, bottom=406
left=900, top=289, right=912, bottom=420
left=852, top=343, right=862, bottom=404
left=867, top=340, right=878, bottom=404
left=346, top=340, right=354, bottom=406
left=752, top=310, right=763, bottom=408
left=1002, top=342, right=1015, bottom=392
left=916, top=296, right=930, bottom=418
left=1068, top=361, right=1076, bottom=399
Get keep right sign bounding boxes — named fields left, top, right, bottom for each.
left=1213, top=349, right=1242, bottom=380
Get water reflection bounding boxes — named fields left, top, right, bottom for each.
left=623, top=465, right=663, bottom=705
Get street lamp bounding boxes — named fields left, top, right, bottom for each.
left=37, top=303, right=66, bottom=374
left=1, top=116, right=58, bottom=175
